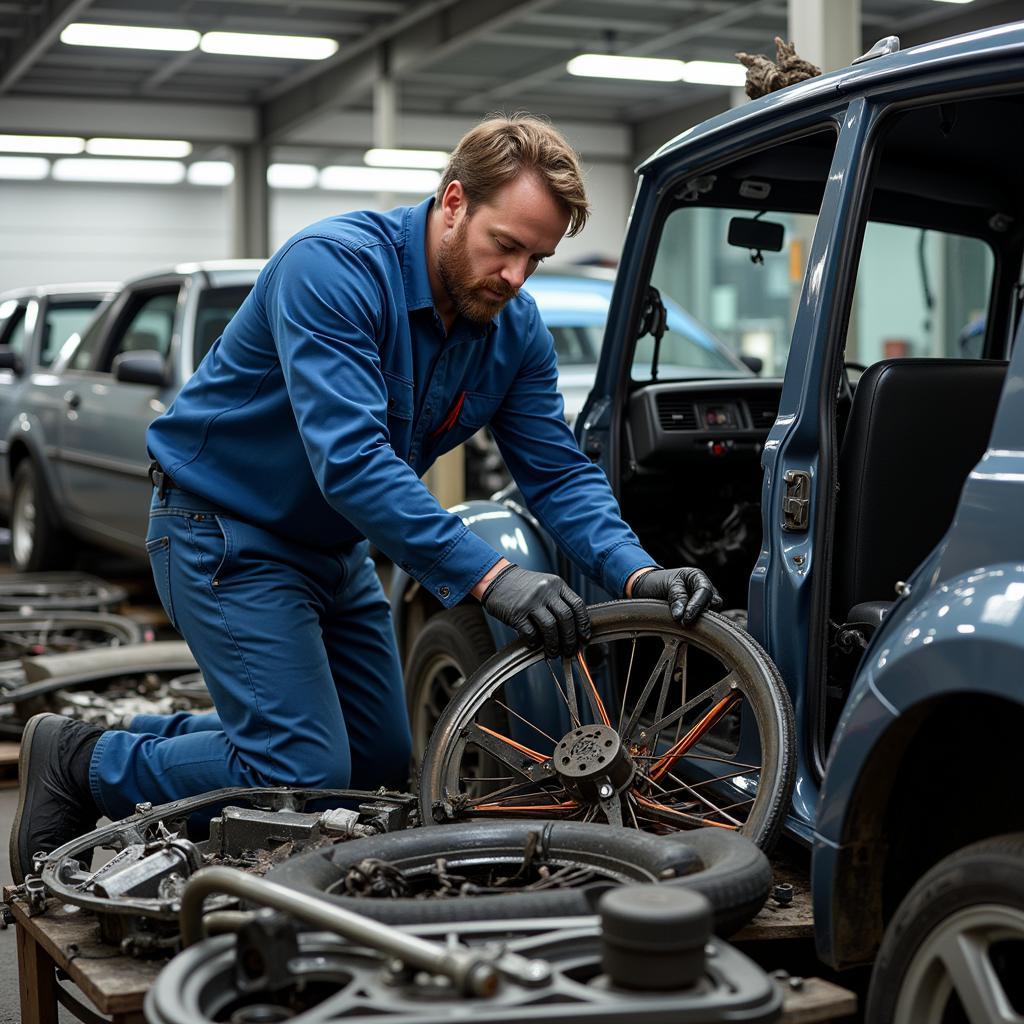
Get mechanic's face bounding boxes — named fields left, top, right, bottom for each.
left=437, top=174, right=570, bottom=325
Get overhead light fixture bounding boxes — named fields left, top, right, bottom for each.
left=200, top=31, right=338, bottom=60
left=0, top=134, right=84, bottom=154
left=319, top=165, right=440, bottom=193
left=681, top=60, right=747, bottom=87
left=267, top=163, right=319, bottom=189
left=931, top=1, right=974, bottom=4
left=0, top=156, right=50, bottom=180
left=86, top=137, right=193, bottom=158
left=364, top=148, right=449, bottom=170
left=187, top=161, right=235, bottom=186
left=567, top=54, right=685, bottom=82
left=52, top=158, right=186, bottom=184
left=61, top=23, right=200, bottom=51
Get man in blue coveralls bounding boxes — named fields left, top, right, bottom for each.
left=11, top=114, right=719, bottom=881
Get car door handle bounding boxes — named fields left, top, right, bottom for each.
left=64, top=390, right=81, bottom=410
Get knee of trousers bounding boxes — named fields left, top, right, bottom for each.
left=259, top=745, right=353, bottom=791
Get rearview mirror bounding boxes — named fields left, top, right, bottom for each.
left=727, top=216, right=785, bottom=253
left=113, top=349, right=167, bottom=387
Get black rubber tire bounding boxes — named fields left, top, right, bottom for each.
left=9, top=460, right=70, bottom=573
left=866, top=833, right=1024, bottom=1023
left=421, top=602, right=795, bottom=853
left=266, top=819, right=769, bottom=933
left=404, top=606, right=496, bottom=761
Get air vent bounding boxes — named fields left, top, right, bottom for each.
left=745, top=395, right=780, bottom=429
left=656, top=394, right=698, bottom=431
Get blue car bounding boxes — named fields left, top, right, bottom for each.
left=394, top=21, right=1024, bottom=1017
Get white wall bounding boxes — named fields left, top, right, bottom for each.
left=0, top=158, right=633, bottom=293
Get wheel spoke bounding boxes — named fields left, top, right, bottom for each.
left=576, top=652, right=610, bottom=726
left=647, top=768, right=746, bottom=827
left=935, top=929, right=1018, bottom=1024
left=649, top=692, right=742, bottom=783
left=617, top=636, right=638, bottom=734
left=630, top=791, right=738, bottom=830
left=466, top=724, right=548, bottom=780
left=461, top=775, right=563, bottom=808
left=620, top=639, right=680, bottom=741
left=547, top=659, right=580, bottom=728
left=491, top=698, right=559, bottom=747
left=643, top=671, right=739, bottom=745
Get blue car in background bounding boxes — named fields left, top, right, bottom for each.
left=394, top=22, right=1024, bottom=1018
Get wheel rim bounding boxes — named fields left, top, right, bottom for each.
left=894, top=904, right=1024, bottom=1024
left=424, top=606, right=790, bottom=845
left=411, top=651, right=467, bottom=760
left=11, top=475, right=36, bottom=568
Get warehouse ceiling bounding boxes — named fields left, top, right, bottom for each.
left=1, top=0, right=1020, bottom=145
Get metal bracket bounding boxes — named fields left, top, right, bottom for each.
left=781, top=470, right=811, bottom=532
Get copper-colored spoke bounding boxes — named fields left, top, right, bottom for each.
left=547, top=659, right=580, bottom=728
left=476, top=723, right=547, bottom=764
left=648, top=769, right=746, bottom=828
left=468, top=799, right=578, bottom=815
left=632, top=791, right=738, bottom=831
left=576, top=651, right=610, bottom=726
left=648, top=692, right=740, bottom=783
left=461, top=777, right=566, bottom=808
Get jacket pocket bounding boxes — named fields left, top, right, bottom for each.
left=145, top=535, right=176, bottom=630
left=384, top=372, right=414, bottom=421
left=458, top=391, right=504, bottom=430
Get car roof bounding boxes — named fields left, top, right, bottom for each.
left=0, top=282, right=120, bottom=301
left=121, top=259, right=266, bottom=290
left=639, top=20, right=1024, bottom=174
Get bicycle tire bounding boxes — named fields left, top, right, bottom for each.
left=420, top=602, right=795, bottom=853
left=266, top=819, right=770, bottom=934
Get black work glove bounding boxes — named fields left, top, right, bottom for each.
left=630, top=567, right=723, bottom=625
left=481, top=564, right=591, bottom=659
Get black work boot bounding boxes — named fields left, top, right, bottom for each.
left=10, top=713, right=103, bottom=884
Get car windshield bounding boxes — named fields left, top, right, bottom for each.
left=523, top=273, right=747, bottom=378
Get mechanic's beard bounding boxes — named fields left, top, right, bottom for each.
left=437, top=219, right=518, bottom=325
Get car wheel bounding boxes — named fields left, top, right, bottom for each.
left=10, top=460, right=69, bottom=573
left=867, top=833, right=1024, bottom=1023
left=404, top=606, right=495, bottom=762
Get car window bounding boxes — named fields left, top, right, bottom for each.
left=66, top=301, right=116, bottom=371
left=646, top=206, right=820, bottom=379
left=0, top=304, right=28, bottom=357
left=40, top=300, right=102, bottom=367
left=101, top=291, right=179, bottom=372
left=550, top=325, right=601, bottom=366
left=845, top=223, right=994, bottom=367
left=192, top=284, right=252, bottom=369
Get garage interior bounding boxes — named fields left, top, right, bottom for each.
left=0, top=1, right=1022, bottom=1022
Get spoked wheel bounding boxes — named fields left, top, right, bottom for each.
left=421, top=602, right=795, bottom=852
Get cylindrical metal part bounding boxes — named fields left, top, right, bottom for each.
left=179, top=867, right=499, bottom=997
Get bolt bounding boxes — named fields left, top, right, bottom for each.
left=789, top=976, right=805, bottom=991
left=598, top=783, right=614, bottom=799
left=793, top=554, right=805, bottom=566
left=772, top=882, right=794, bottom=906
left=135, top=802, right=153, bottom=814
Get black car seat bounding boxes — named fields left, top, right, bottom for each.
left=832, top=357, right=1007, bottom=623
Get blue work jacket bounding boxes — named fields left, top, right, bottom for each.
left=148, top=198, right=652, bottom=607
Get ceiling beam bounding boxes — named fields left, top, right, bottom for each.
left=452, top=0, right=783, bottom=112
left=0, top=0, right=93, bottom=94
left=261, top=0, right=556, bottom=142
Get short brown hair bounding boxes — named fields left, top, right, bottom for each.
left=437, top=113, right=589, bottom=237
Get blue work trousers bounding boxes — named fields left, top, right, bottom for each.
left=89, top=487, right=412, bottom=821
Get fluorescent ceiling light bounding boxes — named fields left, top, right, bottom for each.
left=319, top=165, right=440, bottom=193
left=681, top=60, right=747, bottom=87
left=268, top=163, right=319, bottom=189
left=0, top=134, right=84, bottom=154
left=0, top=156, right=50, bottom=180
left=52, top=158, right=186, bottom=184
left=200, top=31, right=338, bottom=60
left=187, top=161, right=235, bottom=186
left=567, top=54, right=685, bottom=82
left=61, top=23, right=200, bottom=51
left=86, top=137, right=192, bottom=158
left=932, top=1, right=974, bottom=4
left=364, top=148, right=449, bottom=170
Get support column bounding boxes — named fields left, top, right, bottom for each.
left=230, top=142, right=270, bottom=259
left=787, top=0, right=862, bottom=73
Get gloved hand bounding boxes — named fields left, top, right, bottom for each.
left=481, top=564, right=591, bottom=658
left=630, top=567, right=722, bottom=625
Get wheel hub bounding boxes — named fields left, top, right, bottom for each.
left=554, top=724, right=634, bottom=803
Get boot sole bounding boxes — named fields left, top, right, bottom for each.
left=9, top=712, right=63, bottom=885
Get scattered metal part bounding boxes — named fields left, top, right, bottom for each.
left=148, top=902, right=783, bottom=1024
left=771, top=881, right=794, bottom=906
left=20, top=786, right=415, bottom=954
left=0, top=573, right=127, bottom=612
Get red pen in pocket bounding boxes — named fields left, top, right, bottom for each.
left=429, top=390, right=467, bottom=438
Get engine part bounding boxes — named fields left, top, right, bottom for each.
left=16, top=786, right=416, bottom=955
left=0, top=572, right=127, bottom=612
left=146, top=896, right=782, bottom=1023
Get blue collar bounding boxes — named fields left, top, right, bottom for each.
left=401, top=197, right=436, bottom=312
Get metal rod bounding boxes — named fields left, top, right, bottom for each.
left=179, top=866, right=500, bottom=996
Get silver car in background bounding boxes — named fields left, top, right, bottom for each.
left=0, top=282, right=119, bottom=514
left=5, top=262, right=262, bottom=571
